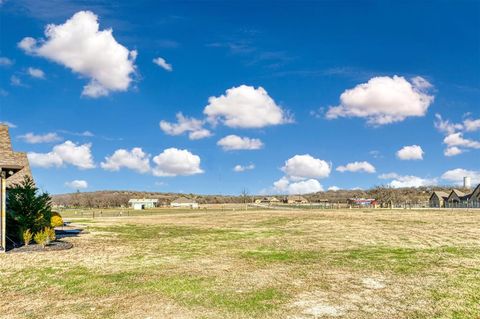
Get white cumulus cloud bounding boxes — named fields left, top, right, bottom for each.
left=441, top=168, right=480, bottom=186
left=463, top=118, right=480, bottom=132
left=434, top=114, right=463, bottom=135
left=18, top=37, right=36, bottom=52
left=10, top=75, right=23, bottom=86
left=18, top=11, right=136, bottom=98
left=443, top=133, right=480, bottom=149
left=160, top=113, right=212, bottom=140
left=188, top=129, right=212, bottom=140
left=379, top=172, right=436, bottom=188
left=204, top=85, right=291, bottom=128
left=326, top=75, right=434, bottom=125
left=435, top=114, right=480, bottom=134
left=152, top=148, right=203, bottom=177
left=268, top=154, right=331, bottom=194
left=434, top=114, right=480, bottom=156
left=444, top=146, right=463, bottom=157
left=287, top=179, right=323, bottom=194
left=153, top=57, right=172, bottom=71
left=233, top=164, right=255, bottom=172
left=28, top=141, right=95, bottom=169
left=0, top=57, right=13, bottom=66
left=101, top=147, right=151, bottom=173
left=18, top=132, right=62, bottom=144
left=396, top=145, right=424, bottom=160
left=27, top=152, right=63, bottom=168
left=336, top=161, right=375, bottom=173
left=273, top=177, right=323, bottom=194
left=217, top=135, right=263, bottom=151
left=328, top=186, right=340, bottom=191
left=65, top=180, right=88, bottom=189
left=281, top=154, right=331, bottom=180
left=378, top=172, right=400, bottom=180
left=27, top=67, right=45, bottom=79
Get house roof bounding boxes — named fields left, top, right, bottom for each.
left=451, top=189, right=466, bottom=197
left=431, top=185, right=480, bottom=202
left=471, top=184, right=480, bottom=199
left=447, top=188, right=470, bottom=201
left=6, top=152, right=33, bottom=188
left=287, top=195, right=308, bottom=201
left=172, top=196, right=197, bottom=204
left=0, top=125, right=33, bottom=188
left=128, top=198, right=159, bottom=203
left=430, top=191, right=449, bottom=200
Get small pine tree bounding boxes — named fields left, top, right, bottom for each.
left=6, top=176, right=53, bottom=244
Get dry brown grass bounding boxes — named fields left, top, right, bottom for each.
left=1, top=208, right=479, bottom=319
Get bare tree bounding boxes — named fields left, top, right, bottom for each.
left=240, top=188, right=249, bottom=211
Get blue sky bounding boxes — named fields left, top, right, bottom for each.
left=0, top=0, right=479, bottom=195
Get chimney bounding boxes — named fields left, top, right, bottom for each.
left=0, top=124, right=13, bottom=155
left=463, top=176, right=472, bottom=189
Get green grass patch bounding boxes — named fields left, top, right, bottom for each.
left=409, top=268, right=480, bottom=319
left=210, top=287, right=285, bottom=313
left=254, top=217, right=293, bottom=227
left=2, top=264, right=284, bottom=315
left=91, top=224, right=281, bottom=242
left=332, top=245, right=480, bottom=274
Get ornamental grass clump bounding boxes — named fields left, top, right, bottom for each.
left=34, top=230, right=49, bottom=248
left=45, top=227, right=56, bottom=242
left=51, top=212, right=64, bottom=228
left=23, top=229, right=33, bottom=246
left=33, top=227, right=56, bottom=248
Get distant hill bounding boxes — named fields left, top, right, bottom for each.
left=52, top=190, right=247, bottom=208
left=51, top=185, right=471, bottom=208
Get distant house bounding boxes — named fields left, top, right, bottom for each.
left=267, top=197, right=280, bottom=204
left=348, top=198, right=377, bottom=207
left=446, top=185, right=480, bottom=208
left=429, top=191, right=449, bottom=208
left=470, top=185, right=480, bottom=208
left=128, top=198, right=158, bottom=210
left=1, top=124, right=34, bottom=252
left=171, top=197, right=199, bottom=209
left=255, top=196, right=280, bottom=204
left=285, top=195, right=308, bottom=204
left=430, top=184, right=480, bottom=208
left=447, top=189, right=466, bottom=207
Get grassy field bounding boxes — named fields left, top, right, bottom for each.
left=1, top=209, right=479, bottom=318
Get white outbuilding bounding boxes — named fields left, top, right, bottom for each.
left=170, top=197, right=199, bottom=209
left=128, top=198, right=158, bottom=210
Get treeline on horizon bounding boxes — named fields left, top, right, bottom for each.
left=50, top=185, right=468, bottom=208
